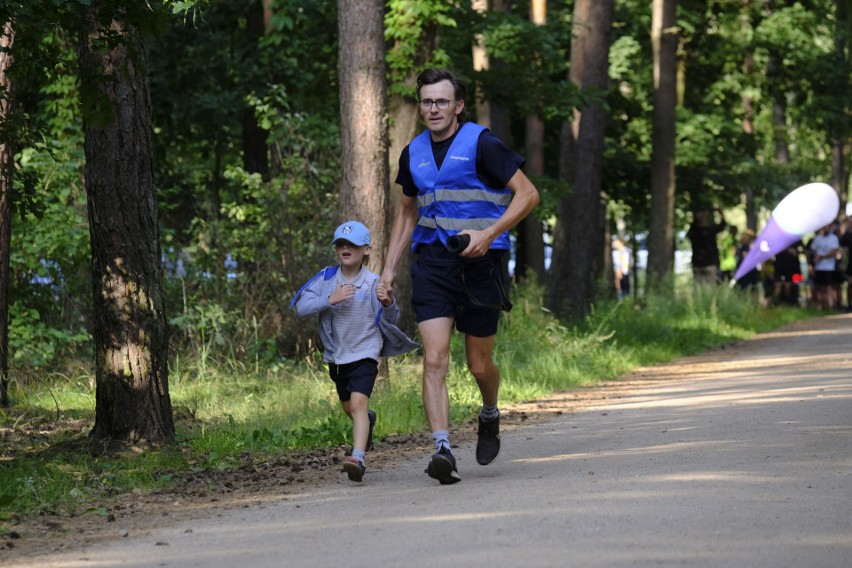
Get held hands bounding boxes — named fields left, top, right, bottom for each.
left=379, top=271, right=395, bottom=301
left=329, top=281, right=355, bottom=305
left=376, top=281, right=393, bottom=307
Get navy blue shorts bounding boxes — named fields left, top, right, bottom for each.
left=329, top=359, right=378, bottom=401
left=410, top=245, right=510, bottom=338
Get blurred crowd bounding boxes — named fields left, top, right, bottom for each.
left=691, top=210, right=852, bottom=311
left=610, top=211, right=852, bottom=312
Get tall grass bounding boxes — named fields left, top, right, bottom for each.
left=1, top=283, right=817, bottom=521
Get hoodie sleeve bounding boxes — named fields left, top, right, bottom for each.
left=292, top=269, right=333, bottom=317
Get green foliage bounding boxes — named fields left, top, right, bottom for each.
left=385, top=0, right=456, bottom=94
left=8, top=306, right=89, bottom=368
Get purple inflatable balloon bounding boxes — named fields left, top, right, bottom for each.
left=733, top=182, right=839, bottom=282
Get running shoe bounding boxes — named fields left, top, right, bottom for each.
left=476, top=413, right=501, bottom=465
left=426, top=447, right=461, bottom=485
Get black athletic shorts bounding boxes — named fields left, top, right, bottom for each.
left=813, top=270, right=838, bottom=286
left=328, top=358, right=378, bottom=401
left=410, top=243, right=511, bottom=338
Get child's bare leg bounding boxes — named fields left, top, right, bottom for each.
left=348, top=392, right=370, bottom=453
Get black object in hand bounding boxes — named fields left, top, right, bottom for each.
left=446, top=234, right=470, bottom=253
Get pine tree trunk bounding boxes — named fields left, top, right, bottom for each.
left=0, top=21, right=13, bottom=408
left=337, top=0, right=389, bottom=270
left=546, top=0, right=589, bottom=314
left=387, top=28, right=438, bottom=335
left=78, top=3, right=174, bottom=444
left=647, top=0, right=678, bottom=286
left=517, top=0, right=547, bottom=286
left=564, top=0, right=613, bottom=318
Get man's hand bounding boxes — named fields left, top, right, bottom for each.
left=329, top=281, right=355, bottom=305
left=457, top=229, right=493, bottom=258
left=379, top=270, right=395, bottom=300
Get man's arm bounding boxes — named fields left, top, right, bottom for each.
left=380, top=193, right=419, bottom=296
left=460, top=168, right=540, bottom=258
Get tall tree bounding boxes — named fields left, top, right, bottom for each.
left=338, top=0, right=389, bottom=269
left=566, top=0, right=613, bottom=316
left=646, top=0, right=678, bottom=285
left=829, top=0, right=849, bottom=212
left=517, top=0, right=547, bottom=285
left=0, top=20, right=13, bottom=408
left=546, top=0, right=588, bottom=314
left=385, top=0, right=454, bottom=333
left=547, top=0, right=613, bottom=318
left=78, top=1, right=174, bottom=444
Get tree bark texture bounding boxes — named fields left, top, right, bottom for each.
left=563, top=0, right=613, bottom=318
left=387, top=25, right=438, bottom=335
left=78, top=4, right=174, bottom=443
left=0, top=21, right=13, bottom=408
left=337, top=0, right=389, bottom=271
left=830, top=0, right=849, bottom=214
left=519, top=113, right=546, bottom=285
left=517, top=0, right=547, bottom=286
left=547, top=0, right=613, bottom=319
left=647, top=0, right=678, bottom=285
left=546, top=0, right=589, bottom=314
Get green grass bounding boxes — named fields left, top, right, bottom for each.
left=0, top=282, right=818, bottom=525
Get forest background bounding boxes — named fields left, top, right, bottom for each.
left=0, top=0, right=849, bottom=521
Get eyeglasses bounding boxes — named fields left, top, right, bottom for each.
left=419, top=98, right=453, bottom=111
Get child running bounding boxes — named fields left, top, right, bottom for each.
left=290, top=221, right=418, bottom=482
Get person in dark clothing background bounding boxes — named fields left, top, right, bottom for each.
left=734, top=228, right=762, bottom=291
left=687, top=206, right=729, bottom=286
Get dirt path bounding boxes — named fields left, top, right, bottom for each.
left=4, top=314, right=852, bottom=567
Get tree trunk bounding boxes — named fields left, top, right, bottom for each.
left=646, top=0, right=678, bottom=287
left=517, top=0, right=547, bottom=285
left=78, top=3, right=174, bottom=444
left=546, top=0, right=589, bottom=314
left=0, top=21, right=13, bottom=408
left=563, top=0, right=613, bottom=319
left=830, top=0, right=849, bottom=215
left=386, top=23, right=438, bottom=335
left=242, top=2, right=270, bottom=181
left=519, top=113, right=546, bottom=284
left=338, top=0, right=389, bottom=271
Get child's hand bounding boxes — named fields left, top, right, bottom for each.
left=376, top=281, right=393, bottom=307
left=329, top=282, right=355, bottom=305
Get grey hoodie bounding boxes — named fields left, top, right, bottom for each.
left=290, top=265, right=419, bottom=362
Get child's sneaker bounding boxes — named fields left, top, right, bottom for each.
left=342, top=457, right=366, bottom=482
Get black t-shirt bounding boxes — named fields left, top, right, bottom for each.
left=687, top=223, right=726, bottom=268
left=395, top=126, right=525, bottom=197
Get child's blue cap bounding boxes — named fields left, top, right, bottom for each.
left=332, top=221, right=371, bottom=246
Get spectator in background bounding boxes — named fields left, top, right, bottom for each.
left=612, top=238, right=632, bottom=300
left=687, top=206, right=729, bottom=286
left=838, top=216, right=852, bottom=312
left=734, top=228, right=762, bottom=291
left=772, top=242, right=803, bottom=306
left=808, top=223, right=840, bottom=309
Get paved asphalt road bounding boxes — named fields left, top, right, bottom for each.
left=10, top=314, right=852, bottom=568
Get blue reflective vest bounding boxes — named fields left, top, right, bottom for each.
left=409, top=122, right=512, bottom=251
